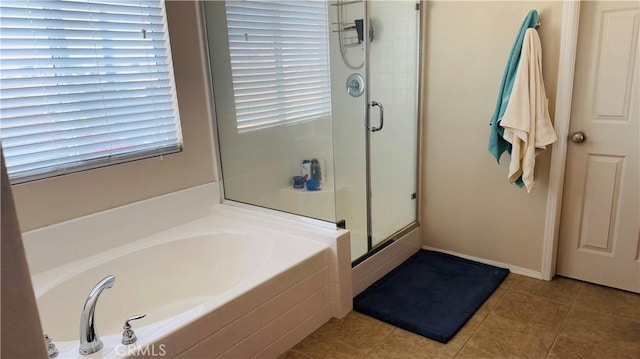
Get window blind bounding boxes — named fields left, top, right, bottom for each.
left=0, top=0, right=182, bottom=183
left=224, top=0, right=331, bottom=132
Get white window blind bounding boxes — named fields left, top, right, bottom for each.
left=0, top=0, right=182, bottom=183
left=224, top=0, right=331, bottom=132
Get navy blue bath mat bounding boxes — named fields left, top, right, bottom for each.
left=353, top=249, right=509, bottom=343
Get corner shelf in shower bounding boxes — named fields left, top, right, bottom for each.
left=280, top=184, right=333, bottom=195
left=279, top=185, right=336, bottom=221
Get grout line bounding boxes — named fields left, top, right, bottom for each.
left=361, top=327, right=398, bottom=359
left=509, top=288, right=575, bottom=306
left=287, top=349, right=313, bottom=359
left=566, top=280, right=640, bottom=323
left=508, top=277, right=581, bottom=307
left=568, top=300, right=640, bottom=323
left=332, top=313, right=396, bottom=357
left=513, top=287, right=582, bottom=308
left=452, top=280, right=511, bottom=358
left=500, top=278, right=578, bottom=315
left=544, top=283, right=583, bottom=358
left=502, top=274, right=517, bottom=290
left=452, top=307, right=493, bottom=357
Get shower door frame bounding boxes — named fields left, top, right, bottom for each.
left=358, top=0, right=424, bottom=258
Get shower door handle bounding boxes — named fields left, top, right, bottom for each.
left=369, top=101, right=384, bottom=132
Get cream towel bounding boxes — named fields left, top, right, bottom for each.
left=500, top=28, right=557, bottom=193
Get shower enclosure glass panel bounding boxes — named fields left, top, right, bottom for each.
left=204, top=0, right=420, bottom=263
left=329, top=0, right=368, bottom=259
left=368, top=1, right=419, bottom=248
left=203, top=1, right=337, bottom=222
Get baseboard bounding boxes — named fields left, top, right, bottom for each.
left=421, top=246, right=543, bottom=280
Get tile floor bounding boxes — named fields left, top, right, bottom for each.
left=279, top=274, right=640, bottom=359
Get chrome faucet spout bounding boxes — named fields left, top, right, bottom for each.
left=79, top=275, right=115, bottom=355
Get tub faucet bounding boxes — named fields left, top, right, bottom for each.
left=79, top=275, right=115, bottom=355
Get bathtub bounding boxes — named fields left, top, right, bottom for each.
left=27, top=192, right=352, bottom=358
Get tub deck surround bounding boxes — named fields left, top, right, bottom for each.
left=23, top=183, right=352, bottom=358
left=23, top=183, right=221, bottom=275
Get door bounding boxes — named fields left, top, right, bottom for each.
left=367, top=0, right=420, bottom=248
left=557, top=1, right=640, bottom=292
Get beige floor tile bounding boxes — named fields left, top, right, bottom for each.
left=492, top=291, right=570, bottom=332
left=290, top=280, right=639, bottom=359
left=312, top=312, right=394, bottom=354
left=424, top=309, right=488, bottom=359
left=499, top=273, right=523, bottom=290
left=559, top=306, right=640, bottom=357
left=510, top=276, right=583, bottom=305
left=312, top=317, right=344, bottom=339
left=279, top=349, right=314, bottom=359
left=548, top=335, right=638, bottom=359
left=365, top=328, right=434, bottom=359
left=366, top=308, right=488, bottom=359
left=478, top=286, right=508, bottom=315
left=456, top=314, right=556, bottom=359
left=292, top=332, right=367, bottom=359
left=573, top=283, right=640, bottom=322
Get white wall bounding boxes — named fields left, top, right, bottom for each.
left=421, top=1, right=564, bottom=273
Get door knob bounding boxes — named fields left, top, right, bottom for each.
left=571, top=131, right=586, bottom=143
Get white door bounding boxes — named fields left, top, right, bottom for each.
left=557, top=1, right=640, bottom=293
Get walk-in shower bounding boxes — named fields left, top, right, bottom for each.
left=203, top=0, right=421, bottom=262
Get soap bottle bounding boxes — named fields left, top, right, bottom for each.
left=310, top=159, right=322, bottom=182
left=301, top=160, right=311, bottom=181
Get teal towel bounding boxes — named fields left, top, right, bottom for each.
left=488, top=10, right=539, bottom=163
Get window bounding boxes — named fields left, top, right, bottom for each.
left=224, top=0, right=331, bottom=132
left=0, top=0, right=182, bottom=183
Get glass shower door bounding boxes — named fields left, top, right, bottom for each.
left=367, top=1, right=420, bottom=248
left=331, top=0, right=419, bottom=260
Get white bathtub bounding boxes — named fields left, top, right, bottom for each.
left=27, top=195, right=352, bottom=358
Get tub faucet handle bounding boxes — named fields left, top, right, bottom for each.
left=44, top=332, right=59, bottom=358
left=122, top=314, right=146, bottom=345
